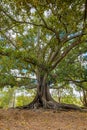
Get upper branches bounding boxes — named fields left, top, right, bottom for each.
left=0, top=0, right=87, bottom=73
left=51, top=39, right=82, bottom=70
left=0, top=6, right=57, bottom=35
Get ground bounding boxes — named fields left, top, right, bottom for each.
left=0, top=109, right=87, bottom=130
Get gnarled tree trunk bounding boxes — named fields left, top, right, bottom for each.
left=22, top=73, right=56, bottom=109
left=18, top=73, right=82, bottom=111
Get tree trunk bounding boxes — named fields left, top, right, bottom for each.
left=83, top=90, right=87, bottom=107
left=29, top=73, right=57, bottom=109
left=17, top=73, right=83, bottom=111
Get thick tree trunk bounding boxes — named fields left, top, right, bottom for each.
left=17, top=73, right=83, bottom=111
left=28, top=74, right=56, bottom=109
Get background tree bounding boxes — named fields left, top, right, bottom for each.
left=52, top=49, right=87, bottom=106
left=0, top=0, right=87, bottom=109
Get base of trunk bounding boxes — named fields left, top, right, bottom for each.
left=16, top=94, right=83, bottom=111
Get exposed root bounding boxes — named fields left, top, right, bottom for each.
left=15, top=92, right=87, bottom=112
left=16, top=98, right=84, bottom=111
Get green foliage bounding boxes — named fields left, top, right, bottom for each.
left=0, top=87, right=15, bottom=108
left=16, top=95, right=34, bottom=107
left=16, top=88, right=36, bottom=107
left=52, top=88, right=82, bottom=106
left=0, top=87, right=36, bottom=108
left=61, top=96, right=82, bottom=106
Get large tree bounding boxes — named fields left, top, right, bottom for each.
left=0, top=0, right=87, bottom=109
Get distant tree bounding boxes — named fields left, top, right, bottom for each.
left=0, top=87, right=15, bottom=108
left=54, top=50, right=87, bottom=105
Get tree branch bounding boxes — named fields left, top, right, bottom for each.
left=1, top=7, right=57, bottom=34
left=84, top=0, right=87, bottom=22
left=51, top=39, right=82, bottom=70
left=34, top=6, right=59, bottom=34
left=0, top=31, right=17, bottom=49
left=61, top=31, right=84, bottom=43
left=0, top=7, right=44, bottom=27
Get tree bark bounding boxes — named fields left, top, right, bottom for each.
left=83, top=90, right=87, bottom=107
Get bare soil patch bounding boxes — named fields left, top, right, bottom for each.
left=0, top=109, right=87, bottom=130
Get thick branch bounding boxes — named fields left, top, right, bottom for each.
left=49, top=84, right=66, bottom=90
left=61, top=31, right=84, bottom=43
left=51, top=40, right=81, bottom=70
left=67, top=79, right=87, bottom=84
left=65, top=76, right=87, bottom=90
left=48, top=31, right=86, bottom=65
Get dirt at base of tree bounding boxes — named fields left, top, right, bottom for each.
left=0, top=109, right=87, bottom=130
